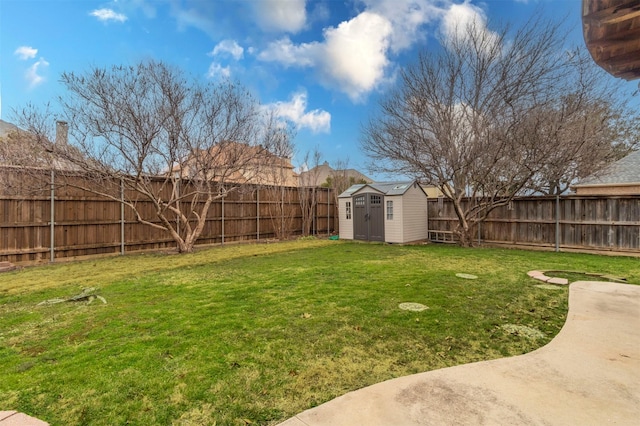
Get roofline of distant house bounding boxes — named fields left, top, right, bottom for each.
left=572, top=182, right=640, bottom=188
left=0, top=164, right=57, bottom=172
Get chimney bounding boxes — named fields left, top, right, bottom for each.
left=55, top=121, right=68, bottom=146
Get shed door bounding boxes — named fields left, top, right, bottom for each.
left=368, top=194, right=384, bottom=241
left=353, top=194, right=384, bottom=241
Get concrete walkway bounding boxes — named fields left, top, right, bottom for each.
left=279, top=281, right=640, bottom=426
left=0, top=411, right=48, bottom=426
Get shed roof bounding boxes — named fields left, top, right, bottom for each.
left=338, top=181, right=425, bottom=198
left=574, top=150, right=640, bottom=187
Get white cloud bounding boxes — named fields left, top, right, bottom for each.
left=361, top=0, right=445, bottom=53
left=25, top=58, right=49, bottom=89
left=441, top=1, right=484, bottom=38
left=210, top=40, right=244, bottom=60
left=440, top=1, right=500, bottom=51
left=253, top=0, right=306, bottom=33
left=319, top=12, right=392, bottom=102
left=129, top=0, right=157, bottom=18
left=207, top=62, right=231, bottom=79
left=268, top=91, right=331, bottom=134
left=174, top=6, right=215, bottom=35
left=14, top=46, right=38, bottom=60
left=258, top=37, right=318, bottom=67
left=258, top=12, right=392, bottom=102
left=90, top=8, right=128, bottom=23
left=14, top=45, right=49, bottom=89
left=309, top=2, right=330, bottom=23
left=256, top=0, right=456, bottom=102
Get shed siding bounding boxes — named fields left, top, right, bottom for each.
left=338, top=181, right=428, bottom=243
left=401, top=185, right=429, bottom=242
left=338, top=198, right=353, bottom=240
left=385, top=195, right=404, bottom=243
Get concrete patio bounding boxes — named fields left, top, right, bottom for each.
left=0, top=411, right=48, bottom=426
left=279, top=281, right=640, bottom=425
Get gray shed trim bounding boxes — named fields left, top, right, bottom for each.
left=339, top=181, right=427, bottom=198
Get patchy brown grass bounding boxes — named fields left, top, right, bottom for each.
left=1, top=241, right=638, bottom=425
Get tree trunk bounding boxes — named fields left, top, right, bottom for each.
left=451, top=197, right=475, bottom=247
left=455, top=225, right=474, bottom=247
left=176, top=240, right=192, bottom=253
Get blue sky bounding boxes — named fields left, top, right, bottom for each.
left=1, top=0, right=637, bottom=179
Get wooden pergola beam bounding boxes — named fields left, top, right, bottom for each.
left=583, top=0, right=640, bottom=25
left=583, top=0, right=640, bottom=80
left=589, top=26, right=640, bottom=49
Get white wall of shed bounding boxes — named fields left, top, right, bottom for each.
left=384, top=185, right=428, bottom=243
left=400, top=184, right=429, bottom=242
left=338, top=197, right=353, bottom=240
left=384, top=195, right=403, bottom=243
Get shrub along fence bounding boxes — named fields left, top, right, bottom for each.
left=0, top=170, right=337, bottom=263
left=427, top=195, right=640, bottom=254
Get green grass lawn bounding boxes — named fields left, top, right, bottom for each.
left=1, top=240, right=638, bottom=425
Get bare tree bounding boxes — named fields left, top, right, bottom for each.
left=255, top=113, right=297, bottom=240
left=522, top=50, right=640, bottom=195
left=14, top=60, right=293, bottom=253
left=0, top=124, right=49, bottom=195
left=362, top=16, right=594, bottom=246
left=2, top=108, right=53, bottom=169
left=297, top=148, right=323, bottom=236
left=3, top=104, right=85, bottom=196
left=322, top=158, right=368, bottom=203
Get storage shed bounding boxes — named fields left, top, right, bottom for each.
left=338, top=181, right=428, bottom=243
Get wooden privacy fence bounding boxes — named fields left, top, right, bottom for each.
left=0, top=173, right=337, bottom=263
left=427, top=195, right=640, bottom=254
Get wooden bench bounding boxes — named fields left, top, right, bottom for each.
left=428, top=230, right=457, bottom=243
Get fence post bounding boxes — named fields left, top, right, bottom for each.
left=256, top=188, right=260, bottom=241
left=327, top=188, right=330, bottom=235
left=120, top=178, right=125, bottom=255
left=50, top=169, right=55, bottom=263
left=313, top=190, right=317, bottom=235
left=175, top=177, right=180, bottom=243
left=555, top=195, right=560, bottom=252
left=280, top=186, right=284, bottom=238
left=221, top=193, right=225, bottom=245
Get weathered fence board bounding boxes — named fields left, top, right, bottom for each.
left=427, top=195, right=640, bottom=254
left=0, top=175, right=337, bottom=263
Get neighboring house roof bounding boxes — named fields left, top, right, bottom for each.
left=0, top=120, right=81, bottom=172
left=339, top=181, right=426, bottom=198
left=299, top=161, right=372, bottom=187
left=173, top=141, right=297, bottom=186
left=0, top=119, right=19, bottom=138
left=573, top=150, right=640, bottom=188
left=420, top=184, right=445, bottom=198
